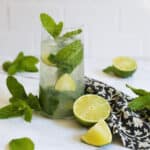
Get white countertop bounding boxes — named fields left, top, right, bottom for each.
left=0, top=56, right=150, bottom=150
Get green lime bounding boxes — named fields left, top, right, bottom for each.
left=55, top=73, right=76, bottom=91
left=41, top=53, right=56, bottom=66
left=81, top=120, right=112, bottom=146
left=73, top=94, right=111, bottom=126
left=112, top=56, right=137, bottom=78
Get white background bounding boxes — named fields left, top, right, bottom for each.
left=0, top=0, right=150, bottom=59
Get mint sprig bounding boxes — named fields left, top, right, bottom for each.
left=9, top=137, right=34, bottom=150
left=126, top=84, right=150, bottom=111
left=3, top=52, right=39, bottom=75
left=48, top=40, right=83, bottom=73
left=0, top=76, right=41, bottom=122
left=40, top=13, right=63, bottom=38
left=40, top=13, right=82, bottom=40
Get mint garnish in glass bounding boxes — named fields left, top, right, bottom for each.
left=39, top=13, right=84, bottom=118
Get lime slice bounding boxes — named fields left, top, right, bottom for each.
left=55, top=74, right=76, bottom=91
left=41, top=53, right=56, bottom=66
left=112, top=56, right=137, bottom=78
left=73, top=94, right=111, bottom=126
left=81, top=120, right=112, bottom=146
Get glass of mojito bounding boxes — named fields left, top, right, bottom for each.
left=39, top=13, right=84, bottom=119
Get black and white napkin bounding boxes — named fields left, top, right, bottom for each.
left=84, top=77, right=150, bottom=150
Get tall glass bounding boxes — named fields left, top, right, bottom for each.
left=39, top=28, right=84, bottom=119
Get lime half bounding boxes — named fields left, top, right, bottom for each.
left=73, top=94, right=111, bottom=126
left=55, top=74, right=76, bottom=91
left=112, top=56, right=137, bottom=78
left=81, top=120, right=112, bottom=146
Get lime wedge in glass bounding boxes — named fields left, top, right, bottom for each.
left=112, top=56, right=137, bottom=78
left=73, top=94, right=111, bottom=126
left=41, top=53, right=56, bottom=66
left=81, top=120, right=112, bottom=146
left=55, top=73, right=76, bottom=91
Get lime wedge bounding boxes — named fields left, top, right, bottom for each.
left=81, top=120, right=112, bottom=146
left=55, top=74, right=76, bottom=91
left=41, top=53, right=56, bottom=66
left=73, top=94, right=111, bottom=126
left=112, top=56, right=137, bottom=78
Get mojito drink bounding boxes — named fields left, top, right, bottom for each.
left=39, top=13, right=84, bottom=118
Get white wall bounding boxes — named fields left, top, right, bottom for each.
left=0, top=0, right=150, bottom=59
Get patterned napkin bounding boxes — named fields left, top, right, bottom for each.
left=84, top=77, right=150, bottom=150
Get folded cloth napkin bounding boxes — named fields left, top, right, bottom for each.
left=84, top=77, right=150, bottom=150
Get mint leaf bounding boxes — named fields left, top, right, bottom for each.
left=40, top=13, right=56, bottom=36
left=5, top=76, right=41, bottom=122
left=9, top=137, right=34, bottom=150
left=62, top=29, right=82, bottom=39
left=40, top=13, right=56, bottom=38
left=7, top=76, right=41, bottom=111
left=127, top=85, right=150, bottom=111
left=9, top=95, right=41, bottom=112
left=27, top=93, right=41, bottom=111
left=0, top=102, right=24, bottom=118
left=0, top=100, right=33, bottom=122
left=49, top=40, right=83, bottom=73
left=3, top=52, right=39, bottom=75
left=53, top=22, right=63, bottom=38
left=2, top=61, right=12, bottom=72
left=128, top=95, right=150, bottom=111
left=7, top=76, right=27, bottom=99
left=39, top=87, right=59, bottom=116
left=7, top=52, right=24, bottom=75
left=7, top=64, right=18, bottom=75
left=126, top=84, right=150, bottom=96
left=103, top=66, right=114, bottom=74
left=24, top=105, right=33, bottom=122
left=20, top=56, right=39, bottom=72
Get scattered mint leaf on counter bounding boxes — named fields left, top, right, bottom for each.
left=0, top=100, right=33, bottom=122
left=62, top=29, right=82, bottom=39
left=24, top=104, right=33, bottom=122
left=126, top=84, right=150, bottom=96
left=128, top=95, right=150, bottom=111
left=20, top=56, right=39, bottom=72
left=27, top=93, right=41, bottom=111
left=9, top=137, right=34, bottom=150
left=48, top=40, right=83, bottom=73
left=5, top=52, right=24, bottom=75
left=0, top=99, right=33, bottom=122
left=0, top=101, right=24, bottom=119
left=2, top=61, right=12, bottom=72
left=7, top=76, right=27, bottom=99
left=2, top=52, right=39, bottom=75
left=127, top=84, right=150, bottom=111
left=40, top=13, right=63, bottom=38
left=103, top=66, right=114, bottom=74
left=0, top=76, right=41, bottom=122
